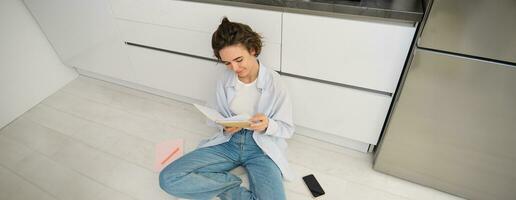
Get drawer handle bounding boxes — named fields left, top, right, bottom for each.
left=278, top=72, right=392, bottom=96
left=125, top=42, right=219, bottom=63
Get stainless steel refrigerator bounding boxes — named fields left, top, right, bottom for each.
left=374, top=0, right=516, bottom=199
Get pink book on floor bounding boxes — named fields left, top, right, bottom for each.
left=155, top=139, right=184, bottom=172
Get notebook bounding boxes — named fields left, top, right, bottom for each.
left=193, top=104, right=252, bottom=128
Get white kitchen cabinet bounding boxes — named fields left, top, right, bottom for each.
left=24, top=0, right=416, bottom=149
left=23, top=0, right=134, bottom=81
left=282, top=13, right=416, bottom=93
left=126, top=45, right=224, bottom=102
left=283, top=76, right=392, bottom=145
left=116, top=19, right=212, bottom=60
left=109, top=0, right=282, bottom=70
left=116, top=19, right=281, bottom=71
left=109, top=0, right=282, bottom=44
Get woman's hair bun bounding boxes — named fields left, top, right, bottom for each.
left=212, top=17, right=263, bottom=60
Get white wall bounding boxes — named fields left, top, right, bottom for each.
left=0, top=0, right=78, bottom=128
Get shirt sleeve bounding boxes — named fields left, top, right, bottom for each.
left=263, top=78, right=295, bottom=139
left=205, top=80, right=225, bottom=133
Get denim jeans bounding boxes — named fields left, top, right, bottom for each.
left=159, top=129, right=286, bottom=200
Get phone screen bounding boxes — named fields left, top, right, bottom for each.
left=302, top=174, right=325, bottom=197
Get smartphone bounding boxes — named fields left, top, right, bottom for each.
left=302, top=174, right=325, bottom=198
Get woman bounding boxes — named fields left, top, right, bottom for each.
left=159, top=17, right=294, bottom=200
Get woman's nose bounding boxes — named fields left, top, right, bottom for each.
left=230, top=63, right=239, bottom=71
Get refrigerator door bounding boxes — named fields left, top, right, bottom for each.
left=374, top=49, right=516, bottom=200
left=419, top=0, right=516, bottom=64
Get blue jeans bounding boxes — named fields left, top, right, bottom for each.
left=159, top=129, right=286, bottom=200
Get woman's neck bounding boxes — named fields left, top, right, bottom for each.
left=238, top=60, right=259, bottom=84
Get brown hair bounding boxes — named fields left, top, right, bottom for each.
left=211, top=17, right=263, bottom=60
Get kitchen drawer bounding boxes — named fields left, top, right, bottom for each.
left=282, top=13, right=416, bottom=93
left=116, top=19, right=281, bottom=71
left=109, top=0, right=282, bottom=43
left=126, top=44, right=224, bottom=102
left=283, top=76, right=392, bottom=145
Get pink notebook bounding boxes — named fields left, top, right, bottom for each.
left=155, top=139, right=184, bottom=172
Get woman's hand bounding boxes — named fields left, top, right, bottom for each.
left=223, top=126, right=242, bottom=135
left=249, top=113, right=269, bottom=132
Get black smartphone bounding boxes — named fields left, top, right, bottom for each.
left=302, top=174, right=325, bottom=198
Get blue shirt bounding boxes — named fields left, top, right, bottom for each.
left=198, top=62, right=296, bottom=181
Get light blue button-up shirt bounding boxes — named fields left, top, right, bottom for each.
left=198, top=62, right=295, bottom=181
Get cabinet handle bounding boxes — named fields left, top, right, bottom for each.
left=278, top=71, right=393, bottom=96
left=125, top=42, right=219, bottom=63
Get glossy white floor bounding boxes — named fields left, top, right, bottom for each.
left=0, top=76, right=464, bottom=200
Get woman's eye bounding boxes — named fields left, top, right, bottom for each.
left=236, top=59, right=243, bottom=63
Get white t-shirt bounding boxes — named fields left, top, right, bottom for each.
left=229, top=76, right=260, bottom=116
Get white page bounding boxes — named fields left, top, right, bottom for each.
left=194, top=104, right=251, bottom=123
left=193, top=104, right=224, bottom=121
left=194, top=104, right=253, bottom=128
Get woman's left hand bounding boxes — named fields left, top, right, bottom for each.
left=249, top=113, right=269, bottom=132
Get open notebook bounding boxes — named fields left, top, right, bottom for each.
left=193, top=104, right=252, bottom=128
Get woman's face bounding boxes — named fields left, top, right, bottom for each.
left=219, top=44, right=258, bottom=79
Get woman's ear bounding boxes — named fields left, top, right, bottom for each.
left=249, top=48, right=257, bottom=57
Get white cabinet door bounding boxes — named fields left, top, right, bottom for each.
left=127, top=45, right=224, bottom=102
left=116, top=19, right=281, bottom=71
left=283, top=76, right=392, bottom=145
left=116, top=19, right=212, bottom=61
left=110, top=0, right=282, bottom=70
left=23, top=0, right=133, bottom=81
left=282, top=13, right=416, bottom=93
left=109, top=0, right=282, bottom=43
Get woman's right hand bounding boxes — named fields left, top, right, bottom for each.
left=223, top=127, right=242, bottom=135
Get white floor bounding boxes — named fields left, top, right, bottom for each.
left=0, top=76, right=465, bottom=200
